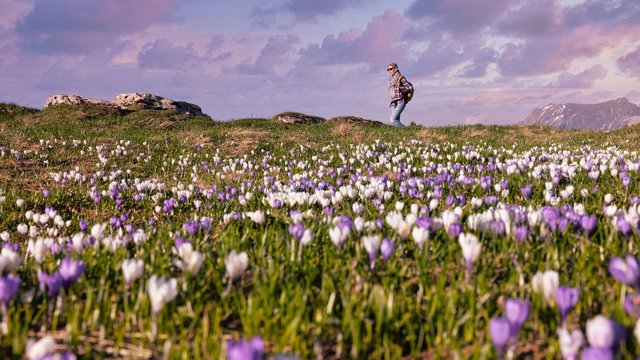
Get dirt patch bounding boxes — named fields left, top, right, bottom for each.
left=462, top=127, right=491, bottom=139
left=220, top=129, right=270, bottom=157
left=330, top=121, right=366, bottom=143
left=415, top=128, right=448, bottom=144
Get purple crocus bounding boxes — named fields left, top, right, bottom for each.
left=288, top=223, right=305, bottom=241
left=489, top=317, right=511, bottom=355
left=58, top=257, right=86, bottom=290
left=42, top=189, right=50, bottom=199
left=380, top=238, right=395, bottom=262
left=0, top=274, right=20, bottom=305
left=615, top=218, right=632, bottom=237
left=581, top=347, right=613, bottom=360
left=580, top=215, right=597, bottom=237
left=514, top=226, right=529, bottom=243
left=227, top=336, right=264, bottom=360
left=520, top=184, right=533, bottom=199
left=623, top=293, right=640, bottom=319
left=37, top=270, right=62, bottom=297
left=504, top=298, right=528, bottom=336
left=608, top=255, right=640, bottom=287
left=79, top=220, right=89, bottom=232
left=448, top=223, right=462, bottom=239
left=555, top=286, right=580, bottom=322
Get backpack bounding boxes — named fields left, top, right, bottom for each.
left=398, top=75, right=414, bottom=103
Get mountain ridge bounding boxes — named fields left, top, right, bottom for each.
left=520, top=97, right=640, bottom=130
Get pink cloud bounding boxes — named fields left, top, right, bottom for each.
left=16, top=0, right=178, bottom=55
left=293, top=9, right=408, bottom=69
left=237, top=35, right=299, bottom=75
left=405, top=0, right=524, bottom=34
left=137, top=39, right=199, bottom=70
left=251, top=0, right=366, bottom=27
left=618, top=46, right=640, bottom=77
left=553, top=64, right=607, bottom=88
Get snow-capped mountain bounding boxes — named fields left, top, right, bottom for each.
left=520, top=98, right=640, bottom=130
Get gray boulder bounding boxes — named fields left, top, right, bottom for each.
left=113, top=93, right=204, bottom=116
left=328, top=116, right=385, bottom=126
left=273, top=112, right=326, bottom=124
left=44, top=94, right=114, bottom=108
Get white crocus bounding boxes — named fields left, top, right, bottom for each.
left=329, top=226, right=349, bottom=248
left=25, top=336, right=56, bottom=360
left=173, top=243, right=204, bottom=275
left=26, top=238, right=48, bottom=264
left=586, top=315, right=616, bottom=348
left=147, top=275, right=178, bottom=314
left=225, top=250, right=249, bottom=281
left=557, top=326, right=584, bottom=360
left=300, top=229, right=314, bottom=246
left=458, top=233, right=481, bottom=266
left=531, top=270, right=559, bottom=305
left=0, top=247, right=21, bottom=272
left=362, top=235, right=381, bottom=269
left=90, top=223, right=107, bottom=241
left=122, top=259, right=144, bottom=287
left=245, top=210, right=265, bottom=224
left=411, top=226, right=429, bottom=248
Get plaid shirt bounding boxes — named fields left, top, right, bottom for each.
left=388, top=71, right=412, bottom=103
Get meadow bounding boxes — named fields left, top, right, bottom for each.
left=1, top=102, right=640, bottom=359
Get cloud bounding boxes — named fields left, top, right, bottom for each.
left=405, top=0, right=523, bottom=35
left=293, top=9, right=408, bottom=69
left=251, top=0, right=366, bottom=27
left=496, top=0, right=565, bottom=37
left=137, top=39, right=199, bottom=70
left=460, top=47, right=499, bottom=78
left=237, top=35, right=299, bottom=75
left=15, top=0, right=178, bottom=55
left=617, top=45, right=640, bottom=77
left=552, top=64, right=607, bottom=88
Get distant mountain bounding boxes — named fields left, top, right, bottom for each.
left=520, top=98, right=640, bottom=130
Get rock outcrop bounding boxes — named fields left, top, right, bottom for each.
left=113, top=93, right=204, bottom=116
left=273, top=112, right=326, bottom=124
left=44, top=94, right=114, bottom=108
left=43, top=93, right=206, bottom=117
left=328, top=116, right=385, bottom=126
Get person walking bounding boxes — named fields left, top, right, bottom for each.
left=387, top=63, right=412, bottom=127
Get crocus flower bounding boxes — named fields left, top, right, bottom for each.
left=624, top=293, right=640, bottom=319
left=608, top=255, right=640, bottom=287
left=555, top=286, right=579, bottom=322
left=532, top=270, right=559, bottom=305
left=458, top=233, right=481, bottom=282
left=489, top=316, right=511, bottom=355
left=581, top=346, right=613, bottom=360
left=122, top=259, right=144, bottom=287
left=25, top=337, right=56, bottom=360
left=585, top=315, right=623, bottom=349
left=0, top=274, right=20, bottom=305
left=381, top=238, right=395, bottom=262
left=147, top=275, right=178, bottom=314
left=504, top=298, right=529, bottom=336
left=0, top=248, right=21, bottom=273
left=362, top=235, right=381, bottom=269
left=329, top=226, right=349, bottom=248
left=174, top=243, right=204, bottom=275
left=514, top=226, right=529, bottom=243
left=557, top=326, right=584, bottom=360
left=58, top=257, right=86, bottom=290
left=411, top=226, right=429, bottom=248
left=227, top=336, right=264, bottom=360
left=580, top=215, right=597, bottom=236
left=37, top=270, right=62, bottom=298
left=225, top=250, right=249, bottom=281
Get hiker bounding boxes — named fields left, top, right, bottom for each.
left=387, top=63, right=413, bottom=127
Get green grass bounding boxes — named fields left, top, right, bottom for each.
left=0, top=102, right=640, bottom=358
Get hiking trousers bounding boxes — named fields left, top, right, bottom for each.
left=389, top=100, right=406, bottom=127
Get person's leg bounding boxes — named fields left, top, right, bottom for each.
left=389, top=101, right=406, bottom=127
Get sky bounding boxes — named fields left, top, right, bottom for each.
left=1, top=0, right=640, bottom=126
